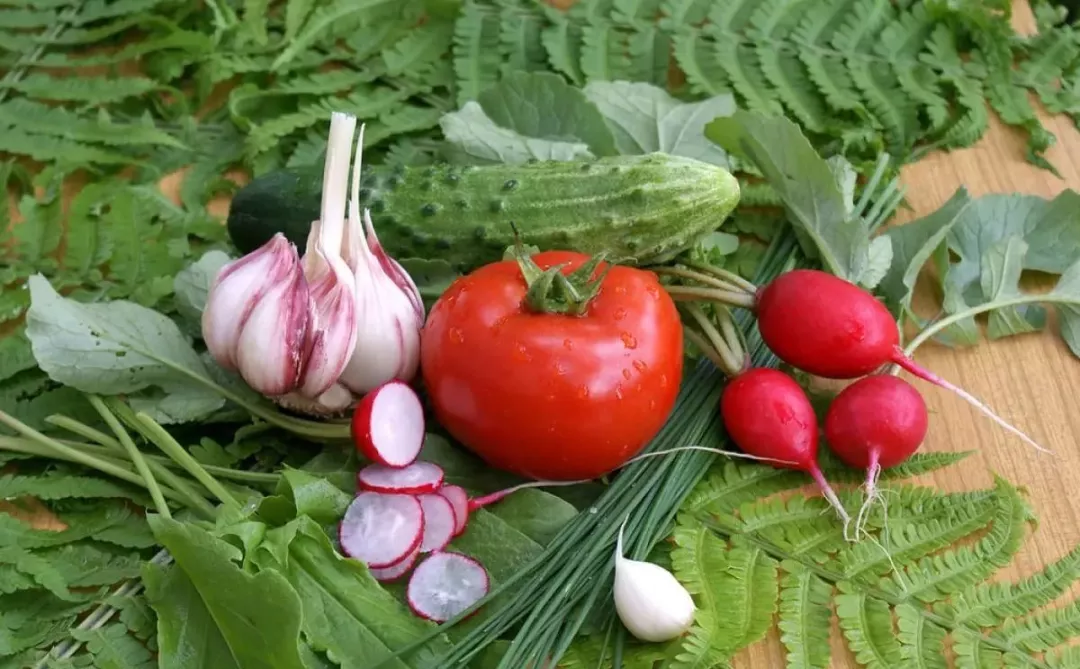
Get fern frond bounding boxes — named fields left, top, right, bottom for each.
left=735, top=494, right=855, bottom=563
left=1047, top=645, right=1080, bottom=669
left=939, top=543, right=1080, bottom=628
left=70, top=622, right=154, bottom=668
left=777, top=560, right=832, bottom=669
left=497, top=4, right=548, bottom=76
left=682, top=460, right=804, bottom=518
left=541, top=18, right=586, bottom=84
left=453, top=1, right=503, bottom=104
left=657, top=0, right=713, bottom=28
left=998, top=598, right=1080, bottom=654
left=952, top=627, right=1004, bottom=669
left=621, top=23, right=670, bottom=86
left=895, top=602, right=947, bottom=669
left=4, top=73, right=159, bottom=104
left=710, top=40, right=785, bottom=116
left=670, top=28, right=732, bottom=97
left=878, top=478, right=1029, bottom=604
left=835, top=581, right=904, bottom=669
left=670, top=520, right=738, bottom=668
left=0, top=100, right=184, bottom=150
left=383, top=20, right=454, bottom=78
left=579, top=21, right=635, bottom=82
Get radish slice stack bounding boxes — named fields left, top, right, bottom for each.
left=357, top=462, right=445, bottom=495
left=417, top=494, right=456, bottom=553
left=339, top=492, right=424, bottom=568
left=438, top=485, right=469, bottom=536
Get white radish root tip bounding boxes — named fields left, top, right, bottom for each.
left=807, top=465, right=852, bottom=534
left=890, top=348, right=1052, bottom=455
left=851, top=461, right=883, bottom=542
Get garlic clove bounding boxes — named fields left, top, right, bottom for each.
left=364, top=210, right=425, bottom=323
left=613, top=522, right=696, bottom=643
left=298, top=246, right=358, bottom=398
left=231, top=244, right=311, bottom=396
left=203, top=234, right=297, bottom=372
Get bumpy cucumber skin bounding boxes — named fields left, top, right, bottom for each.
left=226, top=154, right=740, bottom=272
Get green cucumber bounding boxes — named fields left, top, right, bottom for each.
left=226, top=153, right=740, bottom=272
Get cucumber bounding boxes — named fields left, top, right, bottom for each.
left=226, top=153, right=740, bottom=272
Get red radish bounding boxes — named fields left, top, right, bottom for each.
left=339, top=492, right=424, bottom=568
left=418, top=494, right=456, bottom=553
left=358, top=462, right=444, bottom=495
left=406, top=552, right=490, bottom=622
left=350, top=381, right=425, bottom=468
left=438, top=485, right=469, bottom=536
left=754, top=269, right=1048, bottom=453
left=824, top=374, right=929, bottom=535
left=720, top=368, right=851, bottom=530
left=370, top=543, right=420, bottom=582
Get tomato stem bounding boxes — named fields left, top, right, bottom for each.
left=509, top=233, right=612, bottom=316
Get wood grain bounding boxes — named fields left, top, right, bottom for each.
left=735, top=2, right=1080, bottom=667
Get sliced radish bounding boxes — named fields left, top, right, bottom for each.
left=339, top=492, right=423, bottom=568
left=418, top=494, right=456, bottom=553
left=351, top=381, right=425, bottom=468
left=370, top=543, right=419, bottom=582
left=438, top=485, right=469, bottom=536
left=358, top=462, right=444, bottom=495
left=406, top=552, right=489, bottom=622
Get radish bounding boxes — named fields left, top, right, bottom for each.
left=418, top=493, right=457, bottom=553
left=438, top=485, right=469, bottom=536
left=357, top=461, right=444, bottom=495
left=350, top=380, right=425, bottom=468
left=824, top=374, right=929, bottom=535
left=339, top=492, right=424, bottom=568
left=406, top=552, right=490, bottom=622
left=754, top=269, right=1048, bottom=453
left=370, top=543, right=420, bottom=582
left=720, top=368, right=851, bottom=531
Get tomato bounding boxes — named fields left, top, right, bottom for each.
left=420, top=251, right=683, bottom=481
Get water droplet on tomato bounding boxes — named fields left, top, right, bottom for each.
left=620, top=332, right=637, bottom=349
left=513, top=343, right=532, bottom=362
left=614, top=285, right=627, bottom=295
left=622, top=368, right=631, bottom=380
left=649, top=399, right=657, bottom=410
left=614, top=385, right=624, bottom=400
left=576, top=385, right=590, bottom=399
left=659, top=374, right=669, bottom=388
left=633, top=360, right=647, bottom=373
left=554, top=361, right=567, bottom=376
left=563, top=338, right=574, bottom=351
left=646, top=286, right=660, bottom=300
left=613, top=307, right=627, bottom=321
left=448, top=328, right=464, bottom=344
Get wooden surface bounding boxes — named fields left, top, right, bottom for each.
left=9, top=0, right=1080, bottom=666
left=736, top=3, right=1080, bottom=667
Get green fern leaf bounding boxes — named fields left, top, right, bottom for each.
left=622, top=23, right=671, bottom=86
left=383, top=19, right=455, bottom=77
left=879, top=478, right=1029, bottom=604
left=835, top=582, right=903, bottom=669
left=542, top=17, right=586, bottom=84
left=998, top=598, right=1080, bottom=654
left=734, top=494, right=855, bottom=563
left=821, top=450, right=975, bottom=485
left=671, top=522, right=779, bottom=668
left=711, top=40, right=785, bottom=117
left=0, top=474, right=144, bottom=501
left=453, top=1, right=503, bottom=104
left=70, top=622, right=154, bottom=669
left=657, top=0, right=713, bottom=27
left=671, top=28, right=733, bottom=97
left=1047, top=645, right=1080, bottom=669
left=4, top=73, right=159, bottom=104
left=952, top=627, right=1004, bottom=669
left=939, top=543, right=1080, bottom=628
left=682, top=460, right=805, bottom=518
left=284, top=0, right=315, bottom=41
left=44, top=543, right=143, bottom=589
left=579, top=21, right=633, bottom=82
left=895, top=602, right=947, bottom=669
left=0, top=7, right=59, bottom=28
left=611, top=0, right=666, bottom=23
left=940, top=77, right=990, bottom=148
left=0, top=328, right=35, bottom=384
left=12, top=188, right=63, bottom=268
left=778, top=561, right=832, bottom=669
left=0, top=547, right=72, bottom=601
left=791, top=0, right=867, bottom=114
left=498, top=4, right=549, bottom=76
left=105, top=594, right=157, bottom=643
left=272, top=0, right=395, bottom=70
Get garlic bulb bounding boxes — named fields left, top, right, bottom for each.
left=202, top=234, right=310, bottom=396
left=613, top=521, right=696, bottom=643
left=201, top=111, right=425, bottom=413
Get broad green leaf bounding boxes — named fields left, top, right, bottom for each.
left=0, top=328, right=36, bottom=383
left=25, top=275, right=225, bottom=423
left=439, top=101, right=594, bottom=165
left=147, top=515, right=308, bottom=669
left=251, top=516, right=452, bottom=669
left=477, top=73, right=616, bottom=157
left=173, top=250, right=232, bottom=323
left=274, top=467, right=352, bottom=524
left=858, top=235, right=893, bottom=290
left=979, top=237, right=1046, bottom=339
left=706, top=111, right=867, bottom=280
left=143, top=560, right=240, bottom=669
left=582, top=81, right=734, bottom=167
left=880, top=188, right=973, bottom=310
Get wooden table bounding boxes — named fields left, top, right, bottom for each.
left=736, top=2, right=1080, bottom=666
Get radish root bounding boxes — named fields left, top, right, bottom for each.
left=625, top=445, right=799, bottom=467
left=890, top=347, right=1051, bottom=454
left=853, top=455, right=883, bottom=540
left=807, top=465, right=853, bottom=537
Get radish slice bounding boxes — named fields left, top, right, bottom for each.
left=370, top=543, right=419, bottom=582
left=351, top=381, right=425, bottom=468
left=438, top=485, right=469, bottom=536
left=358, top=462, right=445, bottom=495
left=406, top=552, right=489, bottom=622
left=418, top=494, right=456, bottom=553
left=339, top=492, right=423, bottom=568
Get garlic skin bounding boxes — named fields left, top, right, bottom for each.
left=613, top=523, right=696, bottom=643
left=202, top=234, right=310, bottom=395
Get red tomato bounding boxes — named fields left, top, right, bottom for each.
left=420, top=251, right=683, bottom=481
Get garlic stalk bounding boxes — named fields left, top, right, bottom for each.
left=202, top=111, right=425, bottom=414
left=613, top=519, right=696, bottom=643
